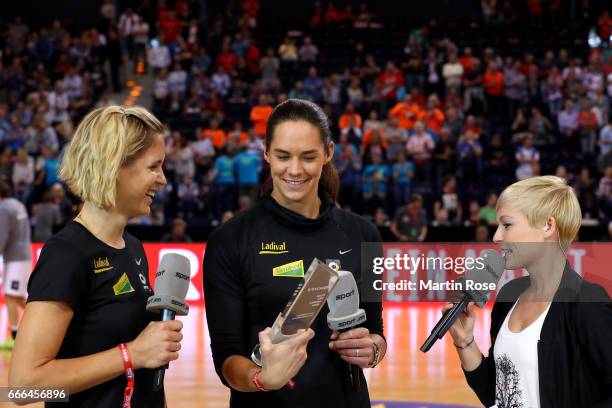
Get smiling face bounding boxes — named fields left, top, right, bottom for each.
left=115, top=133, right=167, bottom=218
left=493, top=205, right=552, bottom=270
left=265, top=120, right=332, bottom=210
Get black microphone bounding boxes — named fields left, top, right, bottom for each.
left=420, top=249, right=505, bottom=353
left=146, top=253, right=191, bottom=391
left=327, top=270, right=367, bottom=390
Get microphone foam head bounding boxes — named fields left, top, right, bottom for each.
left=146, top=253, right=191, bottom=314
left=464, top=249, right=505, bottom=305
left=326, top=270, right=367, bottom=330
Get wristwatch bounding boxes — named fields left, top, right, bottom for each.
left=368, top=341, right=381, bottom=368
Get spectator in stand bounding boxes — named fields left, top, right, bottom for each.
left=117, top=7, right=140, bottom=59
left=482, top=60, right=504, bottom=118
left=191, top=128, right=216, bottom=178
left=392, top=150, right=414, bottom=209
left=479, top=192, right=498, bottom=225
left=346, top=77, right=365, bottom=109
left=24, top=115, right=59, bottom=156
left=250, top=94, right=273, bottom=138
left=289, top=80, right=308, bottom=100
left=234, top=145, right=262, bottom=199
left=390, top=94, right=423, bottom=131
left=211, top=66, right=231, bottom=97
left=161, top=218, right=193, bottom=242
left=406, top=121, right=435, bottom=183
left=573, top=167, right=598, bottom=219
left=170, top=133, right=196, bottom=181
left=202, top=118, right=227, bottom=150
left=298, top=36, right=319, bottom=63
left=515, top=133, right=540, bottom=180
left=597, top=166, right=612, bottom=219
left=336, top=139, right=362, bottom=209
left=578, top=99, right=598, bottom=156
left=32, top=189, right=61, bottom=243
left=210, top=146, right=236, bottom=221
left=442, top=51, right=464, bottom=95
left=391, top=193, right=428, bottom=242
left=558, top=99, right=579, bottom=150
left=168, top=62, right=188, bottom=99
left=423, top=95, right=445, bottom=135
left=148, top=38, right=171, bottom=73
left=434, top=176, right=462, bottom=225
left=152, top=68, right=169, bottom=113
left=217, top=42, right=238, bottom=75
left=260, top=48, right=280, bottom=89
left=383, top=116, right=408, bottom=162
left=458, top=129, right=483, bottom=183
left=226, top=121, right=249, bottom=148
left=340, top=115, right=363, bottom=144
left=377, top=61, right=405, bottom=111
left=303, top=67, right=324, bottom=103
left=176, top=174, right=200, bottom=220
left=599, top=117, right=612, bottom=165
left=362, top=149, right=389, bottom=214
left=503, top=60, right=527, bottom=119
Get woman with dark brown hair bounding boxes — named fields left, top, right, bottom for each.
left=204, top=99, right=386, bottom=407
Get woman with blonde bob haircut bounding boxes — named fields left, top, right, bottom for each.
left=444, top=176, right=611, bottom=408
left=9, top=105, right=183, bottom=407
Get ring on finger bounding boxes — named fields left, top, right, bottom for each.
left=355, top=348, right=359, bottom=357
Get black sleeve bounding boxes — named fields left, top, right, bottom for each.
left=27, top=237, right=89, bottom=310
left=576, top=285, right=612, bottom=408
left=358, top=220, right=384, bottom=343
left=462, top=297, right=511, bottom=407
left=203, top=225, right=245, bottom=387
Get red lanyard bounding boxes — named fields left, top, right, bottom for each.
left=118, top=343, right=135, bottom=408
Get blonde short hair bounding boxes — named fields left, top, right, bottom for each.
left=497, top=176, right=581, bottom=247
left=60, top=105, right=164, bottom=209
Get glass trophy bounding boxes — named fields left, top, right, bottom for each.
left=251, top=258, right=340, bottom=366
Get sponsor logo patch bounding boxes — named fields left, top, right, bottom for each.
left=113, top=272, right=135, bottom=295
left=259, top=241, right=288, bottom=255
left=93, top=257, right=113, bottom=274
left=272, top=260, right=304, bottom=278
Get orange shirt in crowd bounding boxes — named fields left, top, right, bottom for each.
left=362, top=129, right=389, bottom=150
left=423, top=108, right=445, bottom=134
left=250, top=105, right=273, bottom=137
left=483, top=70, right=504, bottom=96
left=389, top=101, right=423, bottom=130
left=202, top=128, right=227, bottom=149
left=339, top=113, right=363, bottom=130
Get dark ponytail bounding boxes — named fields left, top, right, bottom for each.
left=265, top=99, right=340, bottom=202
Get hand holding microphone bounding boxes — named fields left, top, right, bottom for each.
left=327, top=270, right=370, bottom=390
left=420, top=249, right=505, bottom=352
left=145, top=253, right=191, bottom=390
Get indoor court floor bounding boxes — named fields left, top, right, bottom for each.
left=0, top=303, right=487, bottom=407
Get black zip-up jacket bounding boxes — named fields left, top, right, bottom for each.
left=463, top=261, right=612, bottom=408
left=203, top=193, right=384, bottom=408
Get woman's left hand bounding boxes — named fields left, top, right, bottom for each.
left=329, top=327, right=375, bottom=368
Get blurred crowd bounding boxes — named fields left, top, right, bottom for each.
left=1, top=0, right=612, bottom=241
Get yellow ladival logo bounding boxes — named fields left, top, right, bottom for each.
left=259, top=241, right=288, bottom=255
left=113, top=272, right=135, bottom=295
left=93, top=257, right=113, bottom=274
left=273, top=260, right=304, bottom=278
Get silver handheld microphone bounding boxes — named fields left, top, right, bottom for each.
left=327, top=270, right=366, bottom=390
left=146, top=253, right=191, bottom=391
